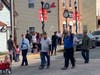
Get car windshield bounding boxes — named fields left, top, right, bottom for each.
left=76, top=34, right=83, bottom=39
left=87, top=33, right=94, bottom=39
left=92, top=31, right=100, bottom=35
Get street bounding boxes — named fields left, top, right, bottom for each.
left=0, top=0, right=100, bottom=75
left=1, top=47, right=100, bottom=75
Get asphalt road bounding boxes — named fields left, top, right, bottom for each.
left=1, top=47, right=100, bottom=75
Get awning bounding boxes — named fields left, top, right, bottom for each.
left=0, top=21, right=7, bottom=26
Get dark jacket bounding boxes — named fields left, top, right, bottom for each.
left=82, top=35, right=90, bottom=50
left=51, top=35, right=58, bottom=45
left=25, top=33, right=32, bottom=43
left=7, top=39, right=14, bottom=51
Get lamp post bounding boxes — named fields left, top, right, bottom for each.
left=63, top=9, right=69, bottom=29
left=74, top=1, right=78, bottom=34
left=41, top=1, right=45, bottom=33
left=10, top=0, right=14, bottom=37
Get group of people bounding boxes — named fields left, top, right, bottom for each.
left=61, top=27, right=90, bottom=70
left=7, top=27, right=90, bottom=70
left=7, top=35, right=20, bottom=63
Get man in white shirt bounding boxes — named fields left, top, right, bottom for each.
left=57, top=31, right=62, bottom=45
left=32, top=32, right=37, bottom=53
left=39, top=32, right=51, bottom=69
left=19, top=34, right=30, bottom=66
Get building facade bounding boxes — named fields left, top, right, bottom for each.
left=15, top=0, right=58, bottom=41
left=81, top=0, right=96, bottom=32
left=58, top=0, right=97, bottom=34
left=58, top=0, right=82, bottom=34
left=96, top=0, right=100, bottom=29
left=14, top=0, right=97, bottom=42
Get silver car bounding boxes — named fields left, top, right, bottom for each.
left=92, top=30, right=100, bottom=46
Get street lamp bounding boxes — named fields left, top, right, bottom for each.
left=63, top=9, right=69, bottom=29
left=74, top=1, right=78, bottom=34
left=41, top=0, right=45, bottom=33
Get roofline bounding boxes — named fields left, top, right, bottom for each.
left=1, top=0, right=10, bottom=10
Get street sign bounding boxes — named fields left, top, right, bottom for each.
left=38, top=8, right=48, bottom=22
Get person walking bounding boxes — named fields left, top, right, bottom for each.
left=25, top=30, right=32, bottom=44
left=19, top=34, right=30, bottom=66
left=15, top=45, right=20, bottom=62
left=7, top=35, right=15, bottom=62
left=51, top=32, right=58, bottom=56
left=39, top=32, right=51, bottom=69
left=32, top=32, right=37, bottom=53
left=57, top=31, right=62, bottom=45
left=61, top=28, right=75, bottom=70
left=81, top=32, right=90, bottom=64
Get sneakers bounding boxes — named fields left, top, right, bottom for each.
left=61, top=66, right=75, bottom=70
left=61, top=67, right=68, bottom=70
left=71, top=66, right=75, bottom=69
left=39, top=66, right=44, bottom=70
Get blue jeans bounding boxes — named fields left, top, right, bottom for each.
left=22, top=50, right=28, bottom=66
left=51, top=44, right=57, bottom=55
left=16, top=54, right=20, bottom=62
left=81, top=49, right=89, bottom=63
left=40, top=52, right=50, bottom=67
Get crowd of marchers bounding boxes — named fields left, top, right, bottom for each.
left=6, top=26, right=91, bottom=70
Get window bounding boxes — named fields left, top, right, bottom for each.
left=69, top=11, right=73, bottom=18
left=69, top=0, right=72, bottom=7
left=29, top=27, right=35, bottom=33
left=28, top=0, right=34, bottom=8
left=62, top=0, right=66, bottom=8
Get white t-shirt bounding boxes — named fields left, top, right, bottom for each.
left=40, top=37, right=51, bottom=52
left=32, top=35, right=37, bottom=43
left=57, top=33, right=62, bottom=38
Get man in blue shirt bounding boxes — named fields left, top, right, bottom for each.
left=19, top=34, right=30, bottom=66
left=61, top=28, right=75, bottom=70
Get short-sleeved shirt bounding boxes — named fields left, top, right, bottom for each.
left=40, top=37, right=51, bottom=52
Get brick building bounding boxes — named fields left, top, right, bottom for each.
left=58, top=0, right=82, bottom=33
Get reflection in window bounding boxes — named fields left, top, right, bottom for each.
left=28, top=0, right=34, bottom=8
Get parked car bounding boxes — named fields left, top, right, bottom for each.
left=87, top=33, right=96, bottom=48
left=74, top=34, right=83, bottom=51
left=92, top=30, right=100, bottom=46
left=74, top=33, right=96, bottom=51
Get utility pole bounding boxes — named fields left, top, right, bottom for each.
left=10, top=0, right=14, bottom=38
left=10, top=0, right=17, bottom=45
left=13, top=0, right=17, bottom=46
